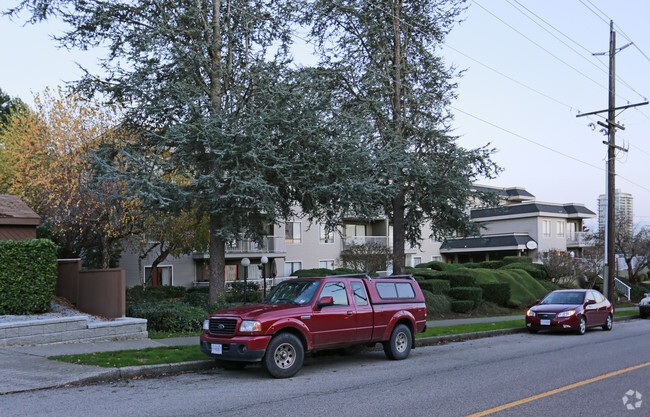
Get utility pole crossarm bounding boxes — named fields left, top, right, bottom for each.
left=575, top=101, right=649, bottom=118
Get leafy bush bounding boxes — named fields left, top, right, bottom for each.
left=415, top=261, right=457, bottom=271
left=463, top=268, right=548, bottom=307
left=479, top=260, right=504, bottom=269
left=227, top=281, right=262, bottom=303
left=0, top=239, right=58, bottom=314
left=422, top=290, right=452, bottom=315
left=478, top=283, right=510, bottom=306
left=435, top=270, right=476, bottom=287
left=127, top=300, right=207, bottom=333
left=503, top=256, right=532, bottom=265
left=451, top=300, right=474, bottom=313
left=537, top=279, right=560, bottom=293
left=418, top=279, right=450, bottom=295
left=460, top=262, right=481, bottom=269
left=448, top=287, right=483, bottom=308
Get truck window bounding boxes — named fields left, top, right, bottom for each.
left=351, top=281, right=368, bottom=306
left=319, top=282, right=349, bottom=306
left=376, top=282, right=415, bottom=300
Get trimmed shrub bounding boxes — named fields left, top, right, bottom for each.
left=422, top=290, right=452, bottom=315
left=409, top=268, right=440, bottom=280
left=126, top=285, right=187, bottom=302
left=416, top=261, right=457, bottom=271
left=503, top=256, right=532, bottom=265
left=435, top=270, right=476, bottom=288
left=0, top=239, right=58, bottom=315
left=127, top=300, right=207, bottom=333
left=228, top=281, right=262, bottom=303
left=501, top=262, right=547, bottom=280
left=418, top=279, right=450, bottom=295
left=451, top=300, right=474, bottom=313
left=478, top=283, right=511, bottom=306
left=479, top=260, right=504, bottom=269
left=448, top=286, right=483, bottom=308
left=460, top=262, right=481, bottom=269
left=537, top=279, right=560, bottom=293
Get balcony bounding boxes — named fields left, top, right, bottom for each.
left=566, top=232, right=594, bottom=248
left=225, top=235, right=286, bottom=254
left=341, top=236, right=417, bottom=253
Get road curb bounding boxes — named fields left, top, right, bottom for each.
left=36, top=313, right=643, bottom=390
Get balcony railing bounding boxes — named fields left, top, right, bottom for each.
left=566, top=232, right=594, bottom=248
left=341, top=236, right=417, bottom=252
left=225, top=235, right=286, bottom=254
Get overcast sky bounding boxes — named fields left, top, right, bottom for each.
left=2, top=0, right=649, bottom=228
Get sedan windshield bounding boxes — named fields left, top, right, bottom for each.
left=265, top=280, right=321, bottom=305
left=541, top=292, right=585, bottom=305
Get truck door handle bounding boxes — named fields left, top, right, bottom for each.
left=347, top=311, right=354, bottom=316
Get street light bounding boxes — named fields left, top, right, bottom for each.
left=260, top=256, right=269, bottom=299
left=241, top=257, right=250, bottom=304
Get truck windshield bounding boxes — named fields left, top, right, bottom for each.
left=265, top=280, right=321, bottom=305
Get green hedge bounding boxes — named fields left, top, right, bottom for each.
left=478, top=283, right=511, bottom=306
left=422, top=290, right=452, bottom=315
left=126, top=285, right=187, bottom=303
left=435, top=270, right=476, bottom=287
left=126, top=300, right=207, bottom=333
left=409, top=268, right=440, bottom=280
left=501, top=262, right=547, bottom=280
left=448, top=286, right=483, bottom=308
left=418, top=279, right=450, bottom=295
left=479, top=260, right=504, bottom=269
left=464, top=268, right=548, bottom=306
left=0, top=239, right=58, bottom=315
left=503, top=256, right=532, bottom=264
left=451, top=300, right=474, bottom=313
left=292, top=268, right=358, bottom=277
left=415, top=261, right=457, bottom=271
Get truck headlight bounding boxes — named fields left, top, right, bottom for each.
left=526, top=310, right=535, bottom=317
left=203, top=320, right=210, bottom=331
left=239, top=320, right=262, bottom=332
left=557, top=310, right=575, bottom=318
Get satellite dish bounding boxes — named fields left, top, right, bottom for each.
left=526, top=241, right=538, bottom=250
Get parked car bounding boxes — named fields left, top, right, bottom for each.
left=640, top=293, right=650, bottom=319
left=200, top=274, right=427, bottom=378
left=526, top=289, right=614, bottom=335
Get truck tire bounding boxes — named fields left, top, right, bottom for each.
left=262, top=333, right=304, bottom=378
left=383, top=324, right=412, bottom=360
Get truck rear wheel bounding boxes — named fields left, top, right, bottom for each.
left=262, top=333, right=304, bottom=378
left=383, top=324, right=412, bottom=360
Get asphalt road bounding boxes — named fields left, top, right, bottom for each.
left=3, top=319, right=649, bottom=417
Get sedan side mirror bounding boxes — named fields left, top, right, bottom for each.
left=317, top=296, right=334, bottom=309
left=586, top=299, right=597, bottom=305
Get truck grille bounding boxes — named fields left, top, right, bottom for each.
left=209, top=318, right=238, bottom=335
left=537, top=313, right=556, bottom=320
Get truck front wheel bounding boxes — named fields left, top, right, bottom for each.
left=263, top=333, right=304, bottom=378
left=383, top=324, right=412, bottom=360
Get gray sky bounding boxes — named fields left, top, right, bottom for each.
left=2, top=0, right=649, bottom=228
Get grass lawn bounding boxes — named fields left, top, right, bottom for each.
left=50, top=345, right=207, bottom=367
left=416, top=319, right=525, bottom=338
left=148, top=330, right=202, bottom=339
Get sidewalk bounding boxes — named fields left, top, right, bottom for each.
left=0, top=308, right=638, bottom=395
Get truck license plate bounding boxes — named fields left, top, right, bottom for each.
left=211, top=344, right=222, bottom=355
left=540, top=319, right=550, bottom=326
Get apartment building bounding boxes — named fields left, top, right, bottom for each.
left=598, top=188, right=633, bottom=236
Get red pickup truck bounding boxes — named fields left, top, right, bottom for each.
left=200, top=274, right=427, bottom=378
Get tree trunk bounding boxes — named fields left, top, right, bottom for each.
left=209, top=213, right=226, bottom=302
left=392, top=190, right=406, bottom=275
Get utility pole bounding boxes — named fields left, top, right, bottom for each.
left=576, top=21, right=647, bottom=302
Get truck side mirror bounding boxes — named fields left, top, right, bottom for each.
left=317, top=296, right=334, bottom=308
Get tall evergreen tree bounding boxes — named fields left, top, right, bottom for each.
left=304, top=0, right=500, bottom=274
left=9, top=1, right=381, bottom=299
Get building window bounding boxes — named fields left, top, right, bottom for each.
left=285, top=221, right=301, bottom=244
left=144, top=265, right=172, bottom=286
left=556, top=221, right=565, bottom=238
left=431, top=255, right=442, bottom=262
left=413, top=256, right=422, bottom=267
left=319, top=260, right=335, bottom=270
left=285, top=261, right=302, bottom=276
left=542, top=220, right=552, bottom=238
left=320, top=225, right=334, bottom=244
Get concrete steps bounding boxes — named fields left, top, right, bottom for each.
left=0, top=317, right=148, bottom=347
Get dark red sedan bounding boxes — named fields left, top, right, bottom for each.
left=526, top=289, right=614, bottom=335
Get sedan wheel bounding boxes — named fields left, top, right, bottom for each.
left=602, top=314, right=613, bottom=331
left=576, top=316, right=587, bottom=335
